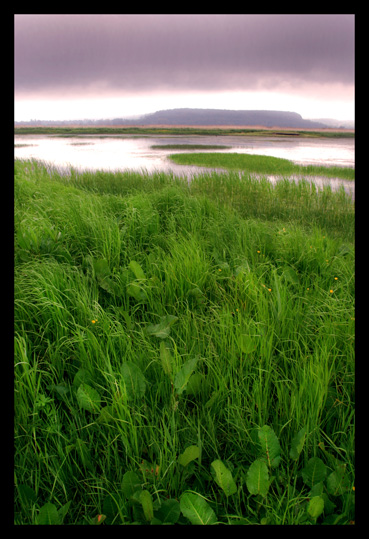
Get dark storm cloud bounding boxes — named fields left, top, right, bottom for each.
left=15, top=14, right=354, bottom=98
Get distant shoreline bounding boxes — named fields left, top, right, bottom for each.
left=14, top=125, right=354, bottom=137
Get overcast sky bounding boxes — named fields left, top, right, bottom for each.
left=14, top=14, right=355, bottom=122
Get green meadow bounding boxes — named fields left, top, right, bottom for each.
left=14, top=158, right=355, bottom=525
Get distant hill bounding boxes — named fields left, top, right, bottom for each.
left=15, top=108, right=333, bottom=129
left=310, top=118, right=354, bottom=130
left=135, top=108, right=327, bottom=128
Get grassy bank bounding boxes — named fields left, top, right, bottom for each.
left=168, top=152, right=355, bottom=181
left=14, top=126, right=355, bottom=138
left=14, top=159, right=355, bottom=525
left=151, top=144, right=232, bottom=150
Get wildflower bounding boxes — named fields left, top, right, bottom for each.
left=92, top=320, right=96, bottom=324
left=334, top=277, right=338, bottom=280
left=218, top=268, right=222, bottom=272
left=268, top=288, right=271, bottom=292
left=307, top=287, right=310, bottom=291
left=330, top=289, right=334, bottom=294
left=257, top=250, right=261, bottom=254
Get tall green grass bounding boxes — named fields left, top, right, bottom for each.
left=14, top=159, right=354, bottom=524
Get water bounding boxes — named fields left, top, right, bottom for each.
left=14, top=133, right=355, bottom=197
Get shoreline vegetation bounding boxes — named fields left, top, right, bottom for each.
left=14, top=125, right=354, bottom=138
left=14, top=159, right=354, bottom=525
left=168, top=153, right=355, bottom=181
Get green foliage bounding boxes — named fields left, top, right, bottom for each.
left=174, top=356, right=200, bottom=395
left=76, top=383, right=102, bottom=414
left=145, top=315, right=178, bottom=339
left=289, top=426, right=307, bottom=460
left=178, top=445, right=201, bottom=467
left=168, top=152, right=355, bottom=180
left=211, top=460, right=237, bottom=497
left=14, top=160, right=354, bottom=525
left=120, top=361, right=147, bottom=400
left=179, top=492, right=217, bottom=525
left=246, top=459, right=270, bottom=497
left=301, top=457, right=328, bottom=488
left=257, top=425, right=282, bottom=468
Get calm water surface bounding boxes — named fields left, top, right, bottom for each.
left=14, top=134, right=355, bottom=197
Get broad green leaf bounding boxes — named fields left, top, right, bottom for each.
left=180, top=492, right=217, bottom=525
left=37, top=502, right=60, bottom=525
left=98, top=275, right=117, bottom=294
left=92, top=258, right=111, bottom=279
left=76, top=383, right=101, bottom=413
left=307, top=496, right=325, bottom=519
left=140, top=490, right=154, bottom=522
left=289, top=426, right=307, bottom=460
left=122, top=471, right=141, bottom=499
left=155, top=498, right=181, bottom=524
left=73, top=368, right=93, bottom=388
left=97, top=405, right=116, bottom=424
left=58, top=500, right=71, bottom=524
left=121, top=361, right=146, bottom=400
left=301, top=457, right=327, bottom=488
left=327, top=464, right=350, bottom=496
left=93, top=258, right=116, bottom=294
left=48, top=383, right=70, bottom=398
left=160, top=340, right=173, bottom=377
left=211, top=460, right=237, bottom=497
left=174, top=356, right=199, bottom=395
left=178, top=445, right=200, bottom=467
left=127, top=282, right=147, bottom=302
left=309, top=481, right=324, bottom=498
left=129, top=260, right=146, bottom=280
left=146, top=315, right=178, bottom=339
left=246, top=459, right=270, bottom=497
left=258, top=425, right=281, bottom=468
left=186, top=373, right=205, bottom=396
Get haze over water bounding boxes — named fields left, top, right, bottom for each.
left=14, top=133, right=355, bottom=198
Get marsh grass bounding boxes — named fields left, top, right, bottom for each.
left=168, top=152, right=355, bottom=181
left=151, top=144, right=232, bottom=150
left=14, top=159, right=354, bottom=525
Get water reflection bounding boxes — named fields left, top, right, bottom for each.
left=14, top=133, right=354, bottom=199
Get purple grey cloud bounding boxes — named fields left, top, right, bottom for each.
left=15, top=14, right=354, bottom=98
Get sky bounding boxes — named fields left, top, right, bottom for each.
left=14, top=14, right=355, bottom=123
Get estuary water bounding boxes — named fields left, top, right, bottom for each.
left=14, top=133, right=355, bottom=197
